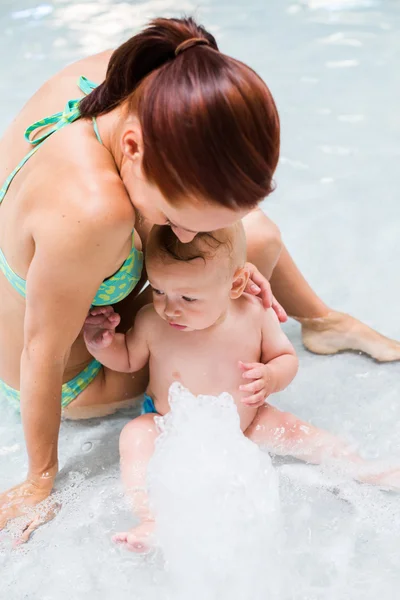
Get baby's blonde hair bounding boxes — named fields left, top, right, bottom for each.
left=146, top=222, right=247, bottom=271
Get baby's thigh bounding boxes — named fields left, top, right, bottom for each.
left=120, top=413, right=159, bottom=465
left=244, top=403, right=290, bottom=445
left=238, top=404, right=259, bottom=432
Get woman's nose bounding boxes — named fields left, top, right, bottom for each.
left=173, top=226, right=196, bottom=243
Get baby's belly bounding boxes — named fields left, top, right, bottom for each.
left=148, top=357, right=259, bottom=432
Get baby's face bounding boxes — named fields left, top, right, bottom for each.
left=146, top=254, right=233, bottom=332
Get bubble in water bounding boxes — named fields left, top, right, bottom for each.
left=147, top=383, right=283, bottom=600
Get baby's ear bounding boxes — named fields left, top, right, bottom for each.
left=230, top=266, right=250, bottom=299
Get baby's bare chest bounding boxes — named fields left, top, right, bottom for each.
left=149, top=318, right=262, bottom=399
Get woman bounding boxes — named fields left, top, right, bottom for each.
left=0, top=17, right=398, bottom=543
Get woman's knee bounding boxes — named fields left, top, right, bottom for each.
left=243, top=209, right=282, bottom=269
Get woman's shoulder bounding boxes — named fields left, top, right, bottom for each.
left=57, top=50, right=113, bottom=84
left=42, top=162, right=135, bottom=239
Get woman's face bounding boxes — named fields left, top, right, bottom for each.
left=135, top=181, right=248, bottom=243
left=120, top=126, right=250, bottom=243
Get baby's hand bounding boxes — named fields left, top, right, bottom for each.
left=238, top=361, right=275, bottom=407
left=83, top=306, right=121, bottom=350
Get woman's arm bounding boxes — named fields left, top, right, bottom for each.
left=0, top=195, right=132, bottom=539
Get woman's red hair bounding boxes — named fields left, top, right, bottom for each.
left=80, top=17, right=280, bottom=209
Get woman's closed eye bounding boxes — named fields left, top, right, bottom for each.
left=182, top=296, right=197, bottom=303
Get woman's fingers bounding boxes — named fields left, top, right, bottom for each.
left=14, top=501, right=61, bottom=546
left=245, top=263, right=273, bottom=309
left=271, top=297, right=287, bottom=323
left=243, top=263, right=288, bottom=321
left=14, top=516, right=42, bottom=546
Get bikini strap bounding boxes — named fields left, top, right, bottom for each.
left=24, top=76, right=99, bottom=146
left=0, top=76, right=100, bottom=204
left=78, top=76, right=102, bottom=144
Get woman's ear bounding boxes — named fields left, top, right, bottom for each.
left=230, top=266, right=250, bottom=299
left=121, top=118, right=143, bottom=161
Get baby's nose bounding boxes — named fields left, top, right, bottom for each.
left=164, top=302, right=181, bottom=317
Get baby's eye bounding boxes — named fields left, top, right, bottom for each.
left=182, top=296, right=197, bottom=303
left=152, top=288, right=164, bottom=296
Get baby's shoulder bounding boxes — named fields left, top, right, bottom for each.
left=136, top=303, right=159, bottom=324
left=238, top=293, right=265, bottom=315
left=234, top=293, right=265, bottom=326
left=237, top=294, right=280, bottom=329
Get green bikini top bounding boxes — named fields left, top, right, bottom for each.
left=0, top=76, right=143, bottom=306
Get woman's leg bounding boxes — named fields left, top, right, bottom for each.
left=243, top=210, right=400, bottom=362
left=62, top=364, right=148, bottom=420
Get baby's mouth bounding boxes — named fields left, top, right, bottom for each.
left=168, top=321, right=187, bottom=330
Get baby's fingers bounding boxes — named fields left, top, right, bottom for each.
left=239, top=378, right=264, bottom=394
left=239, top=361, right=261, bottom=371
left=89, top=306, right=114, bottom=317
left=92, top=330, right=114, bottom=348
left=241, top=367, right=264, bottom=380
left=241, top=391, right=266, bottom=407
left=108, top=313, right=121, bottom=327
left=101, top=330, right=115, bottom=348
left=84, top=314, right=109, bottom=326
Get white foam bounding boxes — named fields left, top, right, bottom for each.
left=147, top=383, right=282, bottom=600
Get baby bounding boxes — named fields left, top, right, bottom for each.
left=84, top=223, right=400, bottom=552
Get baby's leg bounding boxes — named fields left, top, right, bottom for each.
left=244, top=403, right=358, bottom=464
left=113, top=413, right=159, bottom=553
left=245, top=404, right=400, bottom=489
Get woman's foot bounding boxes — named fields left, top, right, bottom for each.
left=294, top=311, right=400, bottom=362
left=113, top=519, right=156, bottom=553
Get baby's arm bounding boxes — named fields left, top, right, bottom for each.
left=83, top=305, right=151, bottom=373
left=240, top=308, right=298, bottom=406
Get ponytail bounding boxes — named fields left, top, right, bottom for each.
left=79, top=17, right=218, bottom=117
left=81, top=17, right=280, bottom=211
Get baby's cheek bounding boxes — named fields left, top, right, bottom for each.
left=153, top=299, right=164, bottom=316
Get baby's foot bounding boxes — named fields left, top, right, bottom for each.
left=113, top=520, right=156, bottom=553
left=294, top=311, right=400, bottom=362
left=353, top=461, right=400, bottom=491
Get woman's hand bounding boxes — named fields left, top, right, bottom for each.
left=244, top=262, right=287, bottom=322
left=0, top=466, right=59, bottom=545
